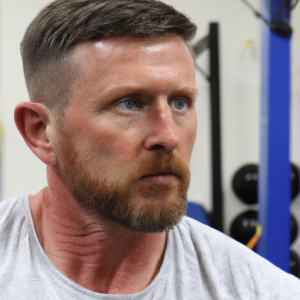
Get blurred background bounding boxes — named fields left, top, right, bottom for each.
left=0, top=0, right=300, bottom=270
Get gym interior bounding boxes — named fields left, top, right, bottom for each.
left=0, top=0, right=300, bottom=277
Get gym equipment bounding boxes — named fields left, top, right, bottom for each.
left=230, top=210, right=258, bottom=246
left=232, top=163, right=300, bottom=204
left=290, top=249, right=300, bottom=278
left=232, top=164, right=258, bottom=205
left=186, top=202, right=210, bottom=226
left=257, top=0, right=292, bottom=272
left=238, top=0, right=299, bottom=35
left=230, top=210, right=298, bottom=246
left=291, top=215, right=298, bottom=245
left=193, top=23, right=223, bottom=232
left=246, top=224, right=262, bottom=250
left=291, top=164, right=300, bottom=200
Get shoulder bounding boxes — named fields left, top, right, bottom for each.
left=174, top=217, right=300, bottom=299
left=0, top=195, right=29, bottom=247
left=0, top=195, right=28, bottom=224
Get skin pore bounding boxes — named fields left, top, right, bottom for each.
left=15, top=35, right=197, bottom=294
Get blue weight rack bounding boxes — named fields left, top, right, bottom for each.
left=258, top=0, right=292, bottom=272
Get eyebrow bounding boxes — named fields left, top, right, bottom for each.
left=174, top=87, right=199, bottom=98
left=104, top=86, right=199, bottom=99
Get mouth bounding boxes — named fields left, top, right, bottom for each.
left=140, top=172, right=180, bottom=184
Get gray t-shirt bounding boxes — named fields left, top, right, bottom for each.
left=0, top=195, right=300, bottom=299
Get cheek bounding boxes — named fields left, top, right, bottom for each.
left=79, top=124, right=142, bottom=168
left=178, top=115, right=197, bottom=164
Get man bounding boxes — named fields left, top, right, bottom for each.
left=0, top=0, right=299, bottom=299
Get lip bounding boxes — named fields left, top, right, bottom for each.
left=140, top=173, right=179, bottom=184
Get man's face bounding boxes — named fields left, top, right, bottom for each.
left=51, top=36, right=197, bottom=232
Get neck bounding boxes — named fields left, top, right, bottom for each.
left=29, top=167, right=167, bottom=295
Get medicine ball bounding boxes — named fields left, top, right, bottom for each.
left=232, top=164, right=258, bottom=205
left=230, top=210, right=298, bottom=245
left=290, top=249, right=300, bottom=278
left=230, top=210, right=258, bottom=245
left=232, top=163, right=300, bottom=204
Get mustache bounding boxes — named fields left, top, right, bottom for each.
left=125, top=152, right=190, bottom=182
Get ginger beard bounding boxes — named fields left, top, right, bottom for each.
left=57, top=132, right=191, bottom=233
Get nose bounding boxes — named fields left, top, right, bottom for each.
left=143, top=101, right=179, bottom=153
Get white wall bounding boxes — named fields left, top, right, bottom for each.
left=0, top=0, right=50, bottom=199
left=1, top=0, right=300, bottom=251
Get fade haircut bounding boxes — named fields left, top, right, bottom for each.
left=21, top=0, right=197, bottom=116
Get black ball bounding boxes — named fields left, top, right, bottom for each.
left=291, top=164, right=300, bottom=199
left=230, top=210, right=298, bottom=246
left=232, top=164, right=258, bottom=205
left=290, top=249, right=300, bottom=278
left=232, top=163, right=300, bottom=204
left=291, top=215, right=298, bottom=245
left=230, top=210, right=258, bottom=245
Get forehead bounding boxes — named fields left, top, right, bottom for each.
left=75, top=35, right=192, bottom=56
left=73, top=35, right=194, bottom=74
left=67, top=36, right=196, bottom=106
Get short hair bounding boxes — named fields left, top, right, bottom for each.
left=21, top=0, right=197, bottom=116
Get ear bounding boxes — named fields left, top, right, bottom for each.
left=14, top=102, right=58, bottom=165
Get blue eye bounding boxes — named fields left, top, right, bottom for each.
left=118, top=99, right=137, bottom=111
left=173, top=99, right=186, bottom=111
